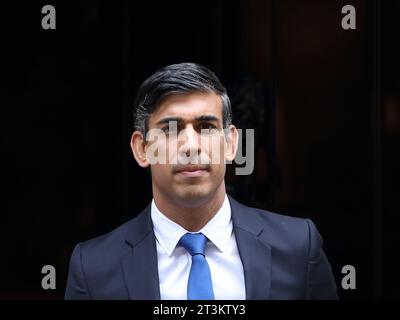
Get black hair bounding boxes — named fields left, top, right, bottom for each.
left=133, top=62, right=232, bottom=135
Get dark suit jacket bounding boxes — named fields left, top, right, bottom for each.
left=65, top=195, right=338, bottom=299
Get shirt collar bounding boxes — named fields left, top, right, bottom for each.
left=151, top=194, right=232, bottom=256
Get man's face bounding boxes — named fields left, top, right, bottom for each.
left=142, top=92, right=236, bottom=207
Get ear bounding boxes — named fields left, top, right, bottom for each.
left=130, top=131, right=150, bottom=168
left=225, top=124, right=239, bottom=162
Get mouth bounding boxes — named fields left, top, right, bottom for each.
left=174, top=166, right=209, bottom=178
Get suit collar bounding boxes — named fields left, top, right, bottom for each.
left=124, top=203, right=153, bottom=247
left=122, top=204, right=161, bottom=300
left=228, top=195, right=264, bottom=236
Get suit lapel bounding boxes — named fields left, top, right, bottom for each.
left=121, top=205, right=161, bottom=300
left=229, top=196, right=272, bottom=300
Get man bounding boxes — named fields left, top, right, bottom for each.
left=65, top=62, right=338, bottom=299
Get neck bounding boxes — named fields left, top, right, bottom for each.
left=153, top=183, right=226, bottom=232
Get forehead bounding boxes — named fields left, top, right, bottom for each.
left=149, top=92, right=223, bottom=125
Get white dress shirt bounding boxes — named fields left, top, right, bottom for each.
left=151, top=194, right=246, bottom=300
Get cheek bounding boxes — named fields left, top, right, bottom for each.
left=151, top=164, right=171, bottom=182
left=208, top=142, right=227, bottom=175
left=145, top=139, right=171, bottom=165
left=200, top=134, right=226, bottom=163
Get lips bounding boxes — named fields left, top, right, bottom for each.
left=174, top=165, right=209, bottom=177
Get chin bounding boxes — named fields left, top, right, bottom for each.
left=174, top=187, right=213, bottom=207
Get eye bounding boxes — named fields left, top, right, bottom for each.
left=198, top=123, right=217, bottom=130
left=161, top=126, right=170, bottom=133
left=161, top=124, right=179, bottom=135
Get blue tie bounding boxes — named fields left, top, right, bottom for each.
left=179, top=233, right=215, bottom=300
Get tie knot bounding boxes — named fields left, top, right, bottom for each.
left=179, top=233, right=207, bottom=256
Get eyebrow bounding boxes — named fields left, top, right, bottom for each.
left=197, top=115, right=219, bottom=122
left=155, top=115, right=220, bottom=126
left=155, top=117, right=182, bottom=126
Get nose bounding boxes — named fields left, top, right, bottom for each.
left=178, top=125, right=201, bottom=158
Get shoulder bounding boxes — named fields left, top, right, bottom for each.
left=229, top=195, right=321, bottom=254
left=71, top=205, right=152, bottom=270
